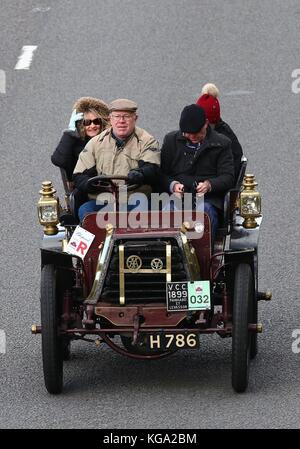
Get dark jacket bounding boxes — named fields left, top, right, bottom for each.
left=159, top=126, right=234, bottom=210
left=215, top=119, right=243, bottom=180
left=51, top=131, right=89, bottom=181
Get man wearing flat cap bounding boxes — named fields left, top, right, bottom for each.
left=159, top=104, right=234, bottom=238
left=73, top=98, right=160, bottom=221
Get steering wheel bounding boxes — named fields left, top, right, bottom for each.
left=87, top=175, right=138, bottom=192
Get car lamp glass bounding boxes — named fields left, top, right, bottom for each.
left=240, top=195, right=261, bottom=215
left=37, top=181, right=59, bottom=235
left=39, top=205, right=58, bottom=222
left=239, top=174, right=261, bottom=228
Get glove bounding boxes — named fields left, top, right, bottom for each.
left=85, top=181, right=99, bottom=194
left=73, top=167, right=98, bottom=193
left=127, top=169, right=144, bottom=185
left=84, top=167, right=99, bottom=193
left=68, top=109, right=84, bottom=131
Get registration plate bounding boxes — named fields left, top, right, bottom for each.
left=166, top=280, right=211, bottom=311
left=146, top=332, right=199, bottom=350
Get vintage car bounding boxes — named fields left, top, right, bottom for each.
left=32, top=160, right=271, bottom=394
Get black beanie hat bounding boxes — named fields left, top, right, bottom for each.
left=179, top=104, right=206, bottom=133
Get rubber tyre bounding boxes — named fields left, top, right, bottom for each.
left=232, top=263, right=254, bottom=393
left=40, top=265, right=63, bottom=394
left=62, top=339, right=71, bottom=361
left=250, top=297, right=258, bottom=359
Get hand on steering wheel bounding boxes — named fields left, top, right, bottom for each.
left=86, top=174, right=139, bottom=192
left=127, top=169, right=144, bottom=185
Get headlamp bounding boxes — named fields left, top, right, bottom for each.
left=37, top=181, right=59, bottom=235
left=239, top=174, right=261, bottom=228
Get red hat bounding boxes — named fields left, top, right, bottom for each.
left=196, top=94, right=220, bottom=124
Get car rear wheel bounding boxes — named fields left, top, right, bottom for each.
left=40, top=264, right=63, bottom=394
left=232, top=263, right=254, bottom=393
left=250, top=296, right=258, bottom=359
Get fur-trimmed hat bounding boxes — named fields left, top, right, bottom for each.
left=72, top=97, right=110, bottom=138
left=73, top=96, right=110, bottom=124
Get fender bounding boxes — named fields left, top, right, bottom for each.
left=229, top=215, right=262, bottom=252
left=40, top=229, right=80, bottom=268
left=225, top=215, right=262, bottom=295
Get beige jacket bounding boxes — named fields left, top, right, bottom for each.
left=73, top=126, right=160, bottom=198
left=74, top=126, right=160, bottom=176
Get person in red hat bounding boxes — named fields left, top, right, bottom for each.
left=196, top=83, right=243, bottom=180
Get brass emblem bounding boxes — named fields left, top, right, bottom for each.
left=151, top=258, right=163, bottom=271
left=126, top=255, right=142, bottom=272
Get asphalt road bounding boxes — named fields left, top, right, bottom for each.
left=0, top=0, right=299, bottom=429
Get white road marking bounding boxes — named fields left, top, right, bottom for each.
left=0, top=330, right=6, bottom=354
left=32, top=7, right=51, bottom=13
left=15, top=46, right=38, bottom=70
left=0, top=70, right=5, bottom=93
left=223, top=90, right=255, bottom=96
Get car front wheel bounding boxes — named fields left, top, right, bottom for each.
left=232, top=263, right=254, bottom=393
left=40, top=264, right=63, bottom=394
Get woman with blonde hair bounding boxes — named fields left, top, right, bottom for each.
left=51, top=96, right=109, bottom=182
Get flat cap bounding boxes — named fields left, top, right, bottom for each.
left=109, top=98, right=138, bottom=112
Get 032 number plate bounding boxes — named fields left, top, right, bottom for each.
left=166, top=281, right=211, bottom=311
left=147, top=332, right=199, bottom=350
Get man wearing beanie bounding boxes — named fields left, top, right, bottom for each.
left=196, top=83, right=243, bottom=179
left=159, top=104, right=234, bottom=239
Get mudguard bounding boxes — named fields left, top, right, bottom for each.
left=40, top=227, right=74, bottom=267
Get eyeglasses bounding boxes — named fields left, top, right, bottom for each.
left=82, top=118, right=102, bottom=126
left=110, top=114, right=134, bottom=122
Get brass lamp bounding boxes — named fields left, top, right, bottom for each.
left=37, top=181, right=59, bottom=235
left=239, top=174, right=261, bottom=229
